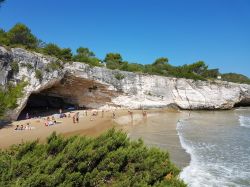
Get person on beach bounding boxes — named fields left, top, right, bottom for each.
left=68, top=113, right=71, bottom=118
left=20, top=125, right=24, bottom=130
left=45, top=120, right=48, bottom=126
left=128, top=110, right=133, bottom=121
left=48, top=120, right=54, bottom=126
left=73, top=115, right=76, bottom=123
left=26, top=113, right=29, bottom=119
left=75, top=112, right=79, bottom=123
left=25, top=123, right=31, bottom=130
left=15, top=125, right=20, bottom=130
left=102, top=110, right=104, bottom=118
left=112, top=111, right=116, bottom=119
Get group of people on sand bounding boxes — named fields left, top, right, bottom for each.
left=15, top=108, right=149, bottom=131
left=15, top=123, right=32, bottom=130
left=44, top=115, right=59, bottom=126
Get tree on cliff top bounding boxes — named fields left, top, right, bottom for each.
left=104, top=53, right=123, bottom=70
left=152, top=57, right=169, bottom=66
left=73, top=47, right=101, bottom=66
left=7, top=23, right=38, bottom=49
left=42, top=43, right=72, bottom=61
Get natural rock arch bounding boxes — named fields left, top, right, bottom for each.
left=17, top=74, right=119, bottom=120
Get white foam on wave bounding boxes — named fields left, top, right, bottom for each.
left=176, top=120, right=247, bottom=187
left=177, top=120, right=212, bottom=187
left=239, top=116, right=250, bottom=128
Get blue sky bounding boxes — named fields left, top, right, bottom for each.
left=0, top=0, right=249, bottom=76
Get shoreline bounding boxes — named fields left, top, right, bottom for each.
left=115, top=109, right=191, bottom=169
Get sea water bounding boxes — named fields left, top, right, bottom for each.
left=178, top=108, right=250, bottom=187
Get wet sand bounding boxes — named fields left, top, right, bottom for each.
left=116, top=109, right=191, bottom=168
left=0, top=108, right=190, bottom=169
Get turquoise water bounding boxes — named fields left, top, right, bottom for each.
left=178, top=108, right=250, bottom=187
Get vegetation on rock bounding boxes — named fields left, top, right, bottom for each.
left=35, top=69, right=43, bottom=82
left=221, top=73, right=250, bottom=84
left=114, top=72, right=125, bottom=80
left=73, top=47, right=101, bottom=67
left=0, top=129, right=186, bottom=187
left=10, top=61, right=19, bottom=74
left=0, top=81, right=27, bottom=119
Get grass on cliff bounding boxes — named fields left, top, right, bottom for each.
left=0, top=129, right=186, bottom=187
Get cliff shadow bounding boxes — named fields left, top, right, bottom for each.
left=17, top=93, right=83, bottom=120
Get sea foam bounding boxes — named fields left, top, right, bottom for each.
left=177, top=119, right=250, bottom=187
left=239, top=116, right=250, bottom=128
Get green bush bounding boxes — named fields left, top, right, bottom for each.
left=45, top=60, right=63, bottom=72
left=0, top=129, right=186, bottom=187
left=20, top=63, right=33, bottom=70
left=7, top=23, right=38, bottom=49
left=10, top=61, right=19, bottom=74
left=222, top=73, right=250, bottom=84
left=35, top=69, right=43, bottom=82
left=0, top=81, right=27, bottom=118
left=42, top=43, right=72, bottom=62
left=73, top=47, right=102, bottom=67
left=114, top=73, right=125, bottom=80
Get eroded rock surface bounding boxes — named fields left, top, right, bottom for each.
left=1, top=46, right=250, bottom=120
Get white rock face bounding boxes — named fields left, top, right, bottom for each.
left=0, top=46, right=250, bottom=120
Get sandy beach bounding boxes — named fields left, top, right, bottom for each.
left=0, top=108, right=190, bottom=168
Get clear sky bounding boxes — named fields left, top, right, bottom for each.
left=0, top=0, right=249, bottom=76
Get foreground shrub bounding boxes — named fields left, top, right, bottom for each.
left=0, top=129, right=186, bottom=187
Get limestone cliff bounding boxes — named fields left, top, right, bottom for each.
left=1, top=46, right=250, bottom=120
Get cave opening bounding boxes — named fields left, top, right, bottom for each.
left=17, top=75, right=117, bottom=120
left=233, top=98, right=250, bottom=108
left=17, top=93, right=83, bottom=120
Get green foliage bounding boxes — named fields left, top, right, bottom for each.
left=121, top=62, right=145, bottom=73
left=153, top=57, right=169, bottom=66
left=60, top=48, right=72, bottom=61
left=73, top=47, right=101, bottom=67
left=10, top=61, right=19, bottom=74
left=0, top=29, right=9, bottom=45
left=202, top=68, right=219, bottom=79
left=0, top=81, right=27, bottom=118
left=221, top=73, right=250, bottom=84
left=42, top=43, right=72, bottom=62
left=104, top=53, right=123, bottom=69
left=45, top=60, right=63, bottom=72
left=25, top=63, right=34, bottom=70
left=114, top=72, right=125, bottom=80
left=76, top=47, right=95, bottom=58
left=7, top=23, right=38, bottom=49
left=0, top=129, right=186, bottom=187
left=35, top=69, right=43, bottom=82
